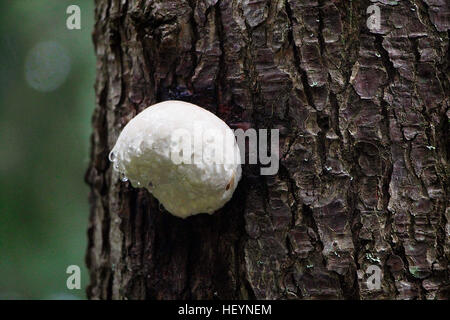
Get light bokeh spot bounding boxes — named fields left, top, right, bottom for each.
left=25, top=41, right=71, bottom=92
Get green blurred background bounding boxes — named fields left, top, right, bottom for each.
left=0, top=1, right=95, bottom=299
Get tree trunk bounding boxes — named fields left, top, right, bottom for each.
left=85, top=0, right=449, bottom=300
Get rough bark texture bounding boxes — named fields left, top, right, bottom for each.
left=86, top=0, right=450, bottom=299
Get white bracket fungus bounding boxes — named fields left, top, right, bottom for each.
left=109, top=100, right=242, bottom=218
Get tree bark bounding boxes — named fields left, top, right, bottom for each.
left=86, top=0, right=449, bottom=299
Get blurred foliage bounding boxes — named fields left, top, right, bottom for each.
left=0, top=0, right=95, bottom=299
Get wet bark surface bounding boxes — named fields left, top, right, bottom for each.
left=86, top=0, right=449, bottom=299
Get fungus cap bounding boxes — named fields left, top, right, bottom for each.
left=109, top=100, right=241, bottom=218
